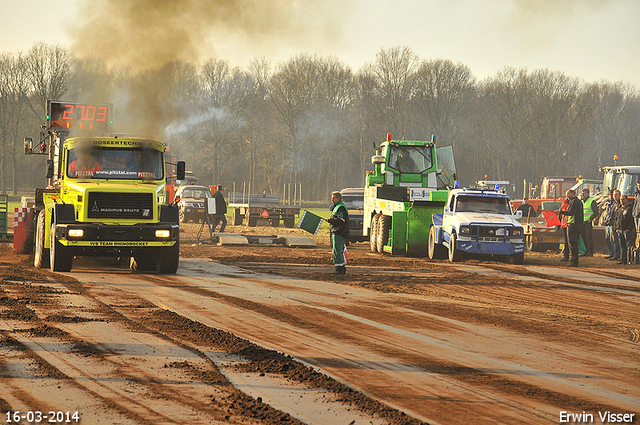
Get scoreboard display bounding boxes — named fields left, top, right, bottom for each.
left=47, top=100, right=112, bottom=132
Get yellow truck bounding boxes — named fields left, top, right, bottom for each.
left=26, top=100, right=185, bottom=273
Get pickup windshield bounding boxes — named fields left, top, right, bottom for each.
left=67, top=147, right=164, bottom=180
left=455, top=195, right=512, bottom=214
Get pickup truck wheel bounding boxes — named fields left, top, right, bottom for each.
left=428, top=226, right=447, bottom=259
left=369, top=214, right=380, bottom=252
left=377, top=215, right=390, bottom=253
left=157, top=240, right=180, bottom=274
left=510, top=252, right=525, bottom=265
left=50, top=224, right=73, bottom=272
left=179, top=209, right=187, bottom=223
left=34, top=210, right=50, bottom=269
left=448, top=233, right=463, bottom=262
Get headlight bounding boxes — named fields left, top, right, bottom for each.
left=155, top=230, right=171, bottom=238
left=512, top=228, right=522, bottom=236
left=68, top=229, right=84, bottom=238
left=460, top=226, right=471, bottom=235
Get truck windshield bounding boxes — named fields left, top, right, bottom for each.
left=618, top=173, right=639, bottom=196
left=388, top=145, right=433, bottom=173
left=456, top=195, right=512, bottom=214
left=342, top=194, right=364, bottom=210
left=67, top=147, right=164, bottom=180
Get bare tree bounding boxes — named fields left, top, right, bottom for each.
left=24, top=43, right=69, bottom=119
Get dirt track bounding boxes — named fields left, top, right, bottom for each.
left=1, top=222, right=639, bottom=424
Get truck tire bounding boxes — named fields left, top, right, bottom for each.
left=377, top=215, right=390, bottom=253
left=369, top=214, right=380, bottom=252
left=34, top=210, right=50, bottom=269
left=179, top=209, right=187, bottom=223
left=248, top=213, right=258, bottom=227
left=50, top=224, right=73, bottom=272
left=130, top=252, right=157, bottom=272
left=510, top=252, right=524, bottom=265
left=448, top=233, right=463, bottom=262
left=157, top=241, right=180, bottom=274
left=428, top=226, right=447, bottom=259
left=284, top=215, right=295, bottom=228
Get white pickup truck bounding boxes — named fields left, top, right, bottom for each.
left=428, top=188, right=526, bottom=264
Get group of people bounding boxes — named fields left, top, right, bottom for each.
left=555, top=184, right=640, bottom=267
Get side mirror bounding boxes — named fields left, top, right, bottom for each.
left=515, top=210, right=523, bottom=219
left=444, top=206, right=451, bottom=214
left=176, top=161, right=186, bottom=181
left=45, top=160, right=54, bottom=179
left=24, top=138, right=33, bottom=154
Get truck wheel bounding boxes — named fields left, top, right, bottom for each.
left=428, top=226, right=447, bottom=259
left=448, top=233, right=463, bottom=262
left=34, top=210, right=50, bottom=269
left=248, top=213, right=258, bottom=227
left=157, top=240, right=180, bottom=274
left=130, top=252, right=157, bottom=272
left=377, top=215, right=390, bottom=253
left=510, top=252, right=525, bottom=265
left=50, top=224, right=73, bottom=272
left=369, top=214, right=380, bottom=252
left=284, top=215, right=295, bottom=228
left=179, top=209, right=187, bottom=223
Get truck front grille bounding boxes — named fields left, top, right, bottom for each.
left=87, top=192, right=154, bottom=219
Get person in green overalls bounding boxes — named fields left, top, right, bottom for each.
left=328, top=191, right=350, bottom=275
left=580, top=188, right=599, bottom=256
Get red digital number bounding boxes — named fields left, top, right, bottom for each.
left=62, top=104, right=74, bottom=120
left=84, top=106, right=96, bottom=121
left=96, top=106, right=107, bottom=121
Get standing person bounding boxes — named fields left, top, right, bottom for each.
left=615, top=195, right=635, bottom=264
left=516, top=198, right=537, bottom=219
left=328, top=191, right=350, bottom=275
left=557, top=190, right=583, bottom=267
left=559, top=197, right=570, bottom=262
left=633, top=181, right=640, bottom=246
left=211, top=185, right=227, bottom=233
left=580, top=188, right=598, bottom=256
left=601, top=190, right=620, bottom=260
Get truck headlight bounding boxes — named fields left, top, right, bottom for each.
left=68, top=229, right=84, bottom=238
left=460, top=226, right=471, bottom=235
left=155, top=230, right=171, bottom=238
left=512, top=228, right=522, bottom=237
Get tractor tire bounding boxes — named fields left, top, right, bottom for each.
left=448, top=233, right=463, bottom=262
left=376, top=215, right=390, bottom=253
left=428, top=226, right=447, bottom=259
left=50, top=224, right=73, bottom=272
left=369, top=213, right=380, bottom=252
left=157, top=240, right=180, bottom=274
left=34, top=210, right=50, bottom=269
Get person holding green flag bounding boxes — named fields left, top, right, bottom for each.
left=328, top=191, right=350, bottom=275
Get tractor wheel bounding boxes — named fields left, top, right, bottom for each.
left=428, top=226, right=447, bottom=259
left=376, top=215, right=390, bottom=253
left=50, top=224, right=73, bottom=272
left=369, top=214, right=380, bottom=252
left=34, top=210, right=50, bottom=269
left=157, top=240, right=180, bottom=274
left=448, top=233, right=463, bottom=263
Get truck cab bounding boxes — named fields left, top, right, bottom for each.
left=429, top=188, right=525, bottom=263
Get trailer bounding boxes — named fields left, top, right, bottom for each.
left=228, top=193, right=300, bottom=228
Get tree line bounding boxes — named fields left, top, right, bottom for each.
left=1, top=43, right=639, bottom=200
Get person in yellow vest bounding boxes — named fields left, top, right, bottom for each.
left=580, top=188, right=599, bottom=256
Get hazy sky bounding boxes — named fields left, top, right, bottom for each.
left=2, top=0, right=639, bottom=86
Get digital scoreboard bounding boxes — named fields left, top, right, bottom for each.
left=47, top=100, right=112, bottom=131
